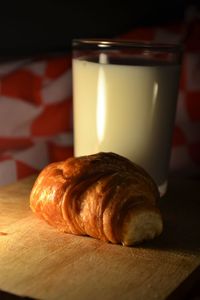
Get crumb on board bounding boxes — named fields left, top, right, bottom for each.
left=0, top=232, right=8, bottom=236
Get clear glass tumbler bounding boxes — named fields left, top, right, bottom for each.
left=72, top=39, right=182, bottom=196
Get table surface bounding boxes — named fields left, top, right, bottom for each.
left=0, top=175, right=200, bottom=300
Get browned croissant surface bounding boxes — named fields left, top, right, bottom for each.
left=30, top=152, right=163, bottom=246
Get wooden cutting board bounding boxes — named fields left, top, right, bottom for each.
left=0, top=176, right=200, bottom=300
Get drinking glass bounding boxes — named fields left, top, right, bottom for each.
left=72, top=39, right=182, bottom=196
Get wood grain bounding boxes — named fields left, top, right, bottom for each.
left=0, top=176, right=199, bottom=300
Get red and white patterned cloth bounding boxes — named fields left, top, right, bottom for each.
left=0, top=17, right=200, bottom=186
left=0, top=56, right=73, bottom=185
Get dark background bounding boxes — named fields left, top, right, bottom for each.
left=0, top=0, right=194, bottom=58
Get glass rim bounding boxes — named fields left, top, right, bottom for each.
left=72, top=38, right=183, bottom=53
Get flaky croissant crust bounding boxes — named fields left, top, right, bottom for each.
left=30, top=152, right=163, bottom=246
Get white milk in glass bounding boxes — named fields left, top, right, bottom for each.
left=73, top=55, right=180, bottom=194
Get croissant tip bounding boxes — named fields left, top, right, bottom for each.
left=120, top=209, right=163, bottom=247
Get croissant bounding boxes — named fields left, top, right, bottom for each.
left=30, top=152, right=163, bottom=246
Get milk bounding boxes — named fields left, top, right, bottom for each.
left=72, top=56, right=180, bottom=193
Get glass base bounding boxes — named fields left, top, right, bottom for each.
left=158, top=180, right=168, bottom=197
